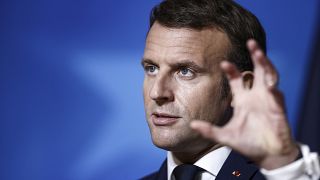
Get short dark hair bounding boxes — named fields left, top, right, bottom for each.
left=149, top=0, right=266, bottom=73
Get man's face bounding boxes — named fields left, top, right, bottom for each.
left=142, top=22, right=231, bottom=154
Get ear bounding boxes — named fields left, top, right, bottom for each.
left=241, top=71, right=254, bottom=89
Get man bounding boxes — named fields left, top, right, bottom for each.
left=140, top=0, right=320, bottom=179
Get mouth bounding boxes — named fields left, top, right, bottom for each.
left=151, top=112, right=181, bottom=126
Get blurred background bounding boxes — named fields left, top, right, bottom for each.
left=0, top=0, right=319, bottom=179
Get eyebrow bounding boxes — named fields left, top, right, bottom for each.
left=141, top=58, right=206, bottom=72
left=141, top=58, right=158, bottom=67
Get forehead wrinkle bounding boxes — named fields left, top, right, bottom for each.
left=146, top=36, right=203, bottom=49
left=144, top=46, right=204, bottom=67
left=149, top=26, right=203, bottom=39
left=145, top=23, right=229, bottom=69
left=147, top=30, right=205, bottom=47
left=145, top=41, right=202, bottom=58
left=146, top=40, right=200, bottom=50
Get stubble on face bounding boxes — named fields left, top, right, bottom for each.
left=142, top=22, right=231, bottom=162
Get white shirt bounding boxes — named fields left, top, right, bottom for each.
left=167, top=146, right=231, bottom=180
left=167, top=145, right=320, bottom=180
left=261, top=144, right=320, bottom=180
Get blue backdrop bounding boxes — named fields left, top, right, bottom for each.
left=0, top=0, right=319, bottom=179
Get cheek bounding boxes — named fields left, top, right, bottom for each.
left=176, top=80, right=221, bottom=121
left=143, top=79, right=152, bottom=114
left=143, top=78, right=151, bottom=100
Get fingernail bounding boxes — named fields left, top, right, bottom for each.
left=265, top=74, right=277, bottom=87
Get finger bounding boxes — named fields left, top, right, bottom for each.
left=247, top=39, right=267, bottom=87
left=247, top=39, right=278, bottom=89
left=220, top=61, right=244, bottom=94
left=190, top=120, right=230, bottom=144
left=269, top=88, right=286, bottom=113
left=263, top=59, right=279, bottom=89
left=265, top=62, right=279, bottom=89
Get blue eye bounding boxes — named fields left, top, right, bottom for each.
left=178, top=68, right=194, bottom=77
left=180, top=68, right=189, bottom=75
left=145, top=65, right=158, bottom=75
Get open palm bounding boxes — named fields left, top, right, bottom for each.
left=191, top=39, right=298, bottom=169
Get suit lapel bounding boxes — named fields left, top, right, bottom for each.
left=142, top=151, right=265, bottom=180
left=155, top=159, right=168, bottom=180
left=140, top=159, right=167, bottom=180
left=215, top=151, right=265, bottom=180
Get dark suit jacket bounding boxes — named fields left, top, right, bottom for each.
left=141, top=151, right=266, bottom=180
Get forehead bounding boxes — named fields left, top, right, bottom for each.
left=144, top=22, right=230, bottom=66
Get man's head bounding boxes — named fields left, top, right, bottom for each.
left=142, top=0, right=266, bottom=158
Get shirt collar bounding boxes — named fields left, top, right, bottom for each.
left=167, top=146, right=231, bottom=180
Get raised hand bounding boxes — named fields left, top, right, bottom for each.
left=190, top=39, right=299, bottom=170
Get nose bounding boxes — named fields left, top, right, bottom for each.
left=149, top=74, right=174, bottom=105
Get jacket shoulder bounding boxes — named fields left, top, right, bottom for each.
left=216, top=150, right=266, bottom=180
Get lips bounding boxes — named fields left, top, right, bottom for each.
left=151, top=112, right=181, bottom=126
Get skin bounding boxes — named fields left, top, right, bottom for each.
left=191, top=40, right=299, bottom=169
left=142, top=22, right=230, bottom=163
left=143, top=22, right=299, bottom=169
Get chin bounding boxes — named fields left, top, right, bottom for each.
left=150, top=130, right=179, bottom=151
left=150, top=131, right=196, bottom=152
left=153, top=141, right=188, bottom=152
left=153, top=141, right=174, bottom=151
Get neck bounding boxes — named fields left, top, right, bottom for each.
left=172, top=144, right=222, bottom=164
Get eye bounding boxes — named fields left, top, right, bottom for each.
left=144, top=65, right=158, bottom=75
left=178, top=67, right=195, bottom=78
